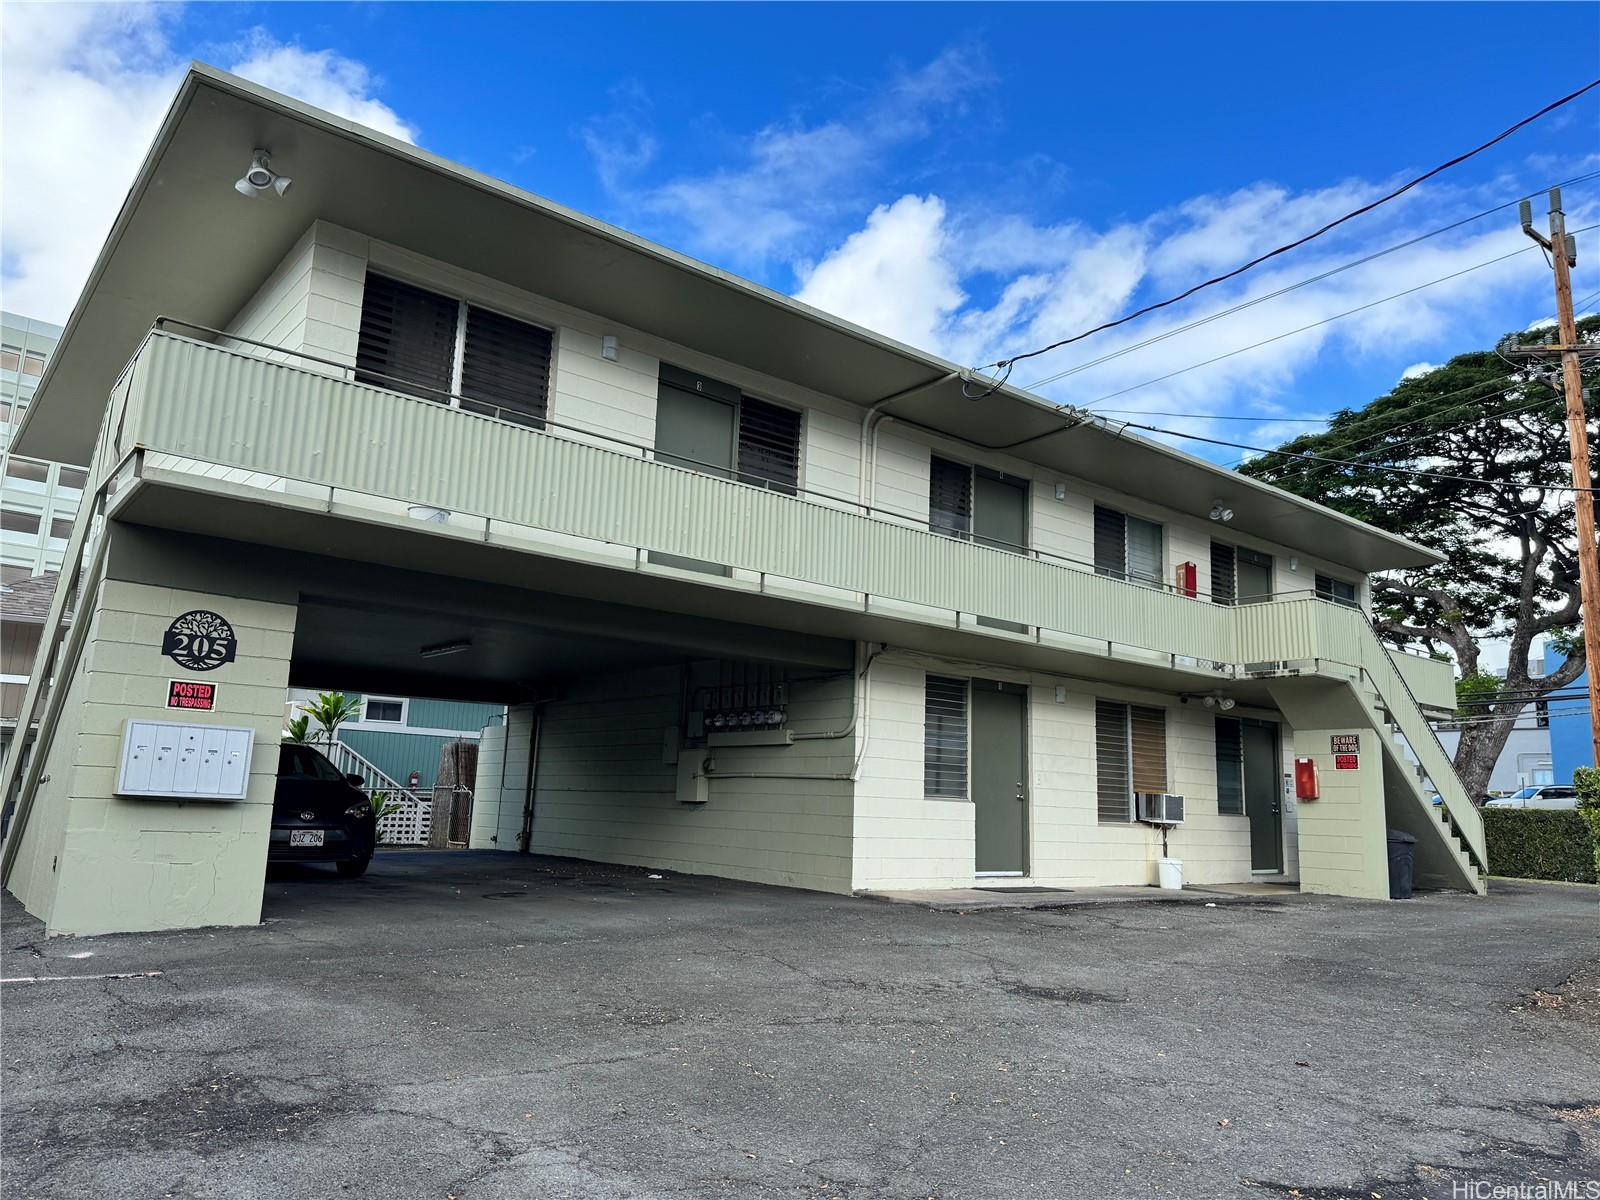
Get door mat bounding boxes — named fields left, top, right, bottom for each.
left=972, top=886, right=1072, bottom=894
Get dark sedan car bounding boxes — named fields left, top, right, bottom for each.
left=270, top=743, right=377, bottom=876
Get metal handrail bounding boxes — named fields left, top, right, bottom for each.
left=1345, top=615, right=1484, bottom=870
left=320, top=737, right=429, bottom=809
left=131, top=322, right=1347, bottom=608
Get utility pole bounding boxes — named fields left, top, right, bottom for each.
left=1520, top=187, right=1600, bottom=766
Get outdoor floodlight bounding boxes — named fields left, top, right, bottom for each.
left=235, top=150, right=292, bottom=199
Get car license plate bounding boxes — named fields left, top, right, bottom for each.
left=289, top=830, right=325, bottom=848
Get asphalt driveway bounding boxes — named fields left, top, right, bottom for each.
left=3, top=852, right=1597, bottom=1199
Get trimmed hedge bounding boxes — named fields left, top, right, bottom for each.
left=1575, top=767, right=1600, bottom=881
left=1483, top=807, right=1597, bottom=884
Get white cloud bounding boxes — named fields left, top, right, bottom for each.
left=585, top=47, right=990, bottom=267
left=228, top=33, right=416, bottom=143
left=1401, top=362, right=1441, bottom=379
left=1, top=5, right=415, bottom=322
left=794, top=195, right=964, bottom=349
left=792, top=175, right=1596, bottom=453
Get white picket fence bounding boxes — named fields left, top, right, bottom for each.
left=322, top=739, right=434, bottom=846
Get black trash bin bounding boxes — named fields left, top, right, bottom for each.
left=1386, top=829, right=1417, bottom=899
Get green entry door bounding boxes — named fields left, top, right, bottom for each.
left=972, top=470, right=1027, bottom=552
left=972, top=681, right=1027, bottom=874
left=651, top=368, right=737, bottom=574
left=1236, top=547, right=1274, bottom=604
left=973, top=470, right=1028, bottom=631
left=1243, top=720, right=1282, bottom=872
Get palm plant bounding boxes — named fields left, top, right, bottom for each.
left=283, top=713, right=311, bottom=743
left=367, top=789, right=403, bottom=822
left=298, top=691, right=364, bottom=752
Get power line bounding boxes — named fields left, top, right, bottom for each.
left=1020, top=169, right=1600, bottom=393
left=1076, top=240, right=1550, bottom=412
left=1455, top=690, right=1589, bottom=706
left=963, top=239, right=1595, bottom=465
left=1097, top=409, right=1332, bottom=423
left=1114, top=418, right=1600, bottom=493
left=1222, top=367, right=1548, bottom=473
left=1257, top=382, right=1564, bottom=490
left=1258, top=287, right=1599, bottom=487
left=983, top=78, right=1600, bottom=374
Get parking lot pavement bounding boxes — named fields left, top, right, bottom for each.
left=3, top=851, right=1598, bottom=1199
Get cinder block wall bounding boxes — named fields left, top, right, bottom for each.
left=518, top=663, right=855, bottom=893
left=9, top=577, right=295, bottom=935
left=852, top=654, right=1284, bottom=891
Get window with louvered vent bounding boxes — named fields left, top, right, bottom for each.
left=929, top=456, right=973, bottom=538
left=460, top=306, right=553, bottom=428
left=737, top=395, right=802, bottom=493
left=1095, top=505, right=1163, bottom=585
left=1211, top=541, right=1237, bottom=606
left=924, top=675, right=969, bottom=799
left=1096, top=699, right=1167, bottom=822
left=355, top=274, right=458, bottom=400
left=1315, top=573, right=1358, bottom=608
left=1214, top=716, right=1244, bottom=815
left=356, top=273, right=556, bottom=427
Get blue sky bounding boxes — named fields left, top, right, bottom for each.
left=4, top=2, right=1598, bottom=461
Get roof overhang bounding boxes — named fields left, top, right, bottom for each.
left=16, top=64, right=1442, bottom=574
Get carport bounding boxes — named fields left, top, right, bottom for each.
left=6, top=510, right=857, bottom=936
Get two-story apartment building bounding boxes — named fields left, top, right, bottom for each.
left=0, top=67, right=1483, bottom=936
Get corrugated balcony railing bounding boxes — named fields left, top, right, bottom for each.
left=106, top=331, right=1454, bottom=680
left=100, top=328, right=1482, bottom=867
left=115, top=330, right=1264, bottom=656
left=1386, top=647, right=1457, bottom=713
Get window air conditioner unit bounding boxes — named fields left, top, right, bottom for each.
left=1136, top=792, right=1185, bottom=825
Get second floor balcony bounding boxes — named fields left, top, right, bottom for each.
left=96, top=325, right=1455, bottom=711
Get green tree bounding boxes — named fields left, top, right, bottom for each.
left=296, top=691, right=364, bottom=753
left=283, top=713, right=311, bottom=743
left=1241, top=314, right=1598, bottom=799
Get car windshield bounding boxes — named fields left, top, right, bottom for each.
left=1507, top=787, right=1539, bottom=799
left=279, top=743, right=346, bottom=782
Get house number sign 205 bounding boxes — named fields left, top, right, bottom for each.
left=161, top=610, right=239, bottom=672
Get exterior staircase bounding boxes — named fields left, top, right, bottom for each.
left=320, top=738, right=435, bottom=847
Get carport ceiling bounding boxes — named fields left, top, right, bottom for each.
left=288, top=598, right=839, bottom=703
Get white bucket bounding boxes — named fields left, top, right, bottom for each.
left=1157, top=857, right=1183, bottom=891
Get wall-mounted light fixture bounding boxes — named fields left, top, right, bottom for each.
left=1053, top=483, right=1067, bottom=501
left=234, top=150, right=292, bottom=199
left=600, top=335, right=619, bottom=362
left=420, top=639, right=472, bottom=659
left=1208, top=501, right=1234, bottom=523
left=1180, top=690, right=1236, bottom=710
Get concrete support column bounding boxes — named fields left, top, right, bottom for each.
left=11, top=579, right=295, bottom=935
left=466, top=706, right=533, bottom=851
left=1290, top=726, right=1389, bottom=901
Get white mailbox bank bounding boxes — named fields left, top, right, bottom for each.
left=116, top=720, right=255, bottom=800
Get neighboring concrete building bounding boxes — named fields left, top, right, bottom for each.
left=1436, top=723, right=1554, bottom=794
left=0, top=67, right=1485, bottom=936
left=1, top=313, right=84, bottom=580
left=1, top=573, right=64, bottom=773
left=1545, top=644, right=1589, bottom=785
